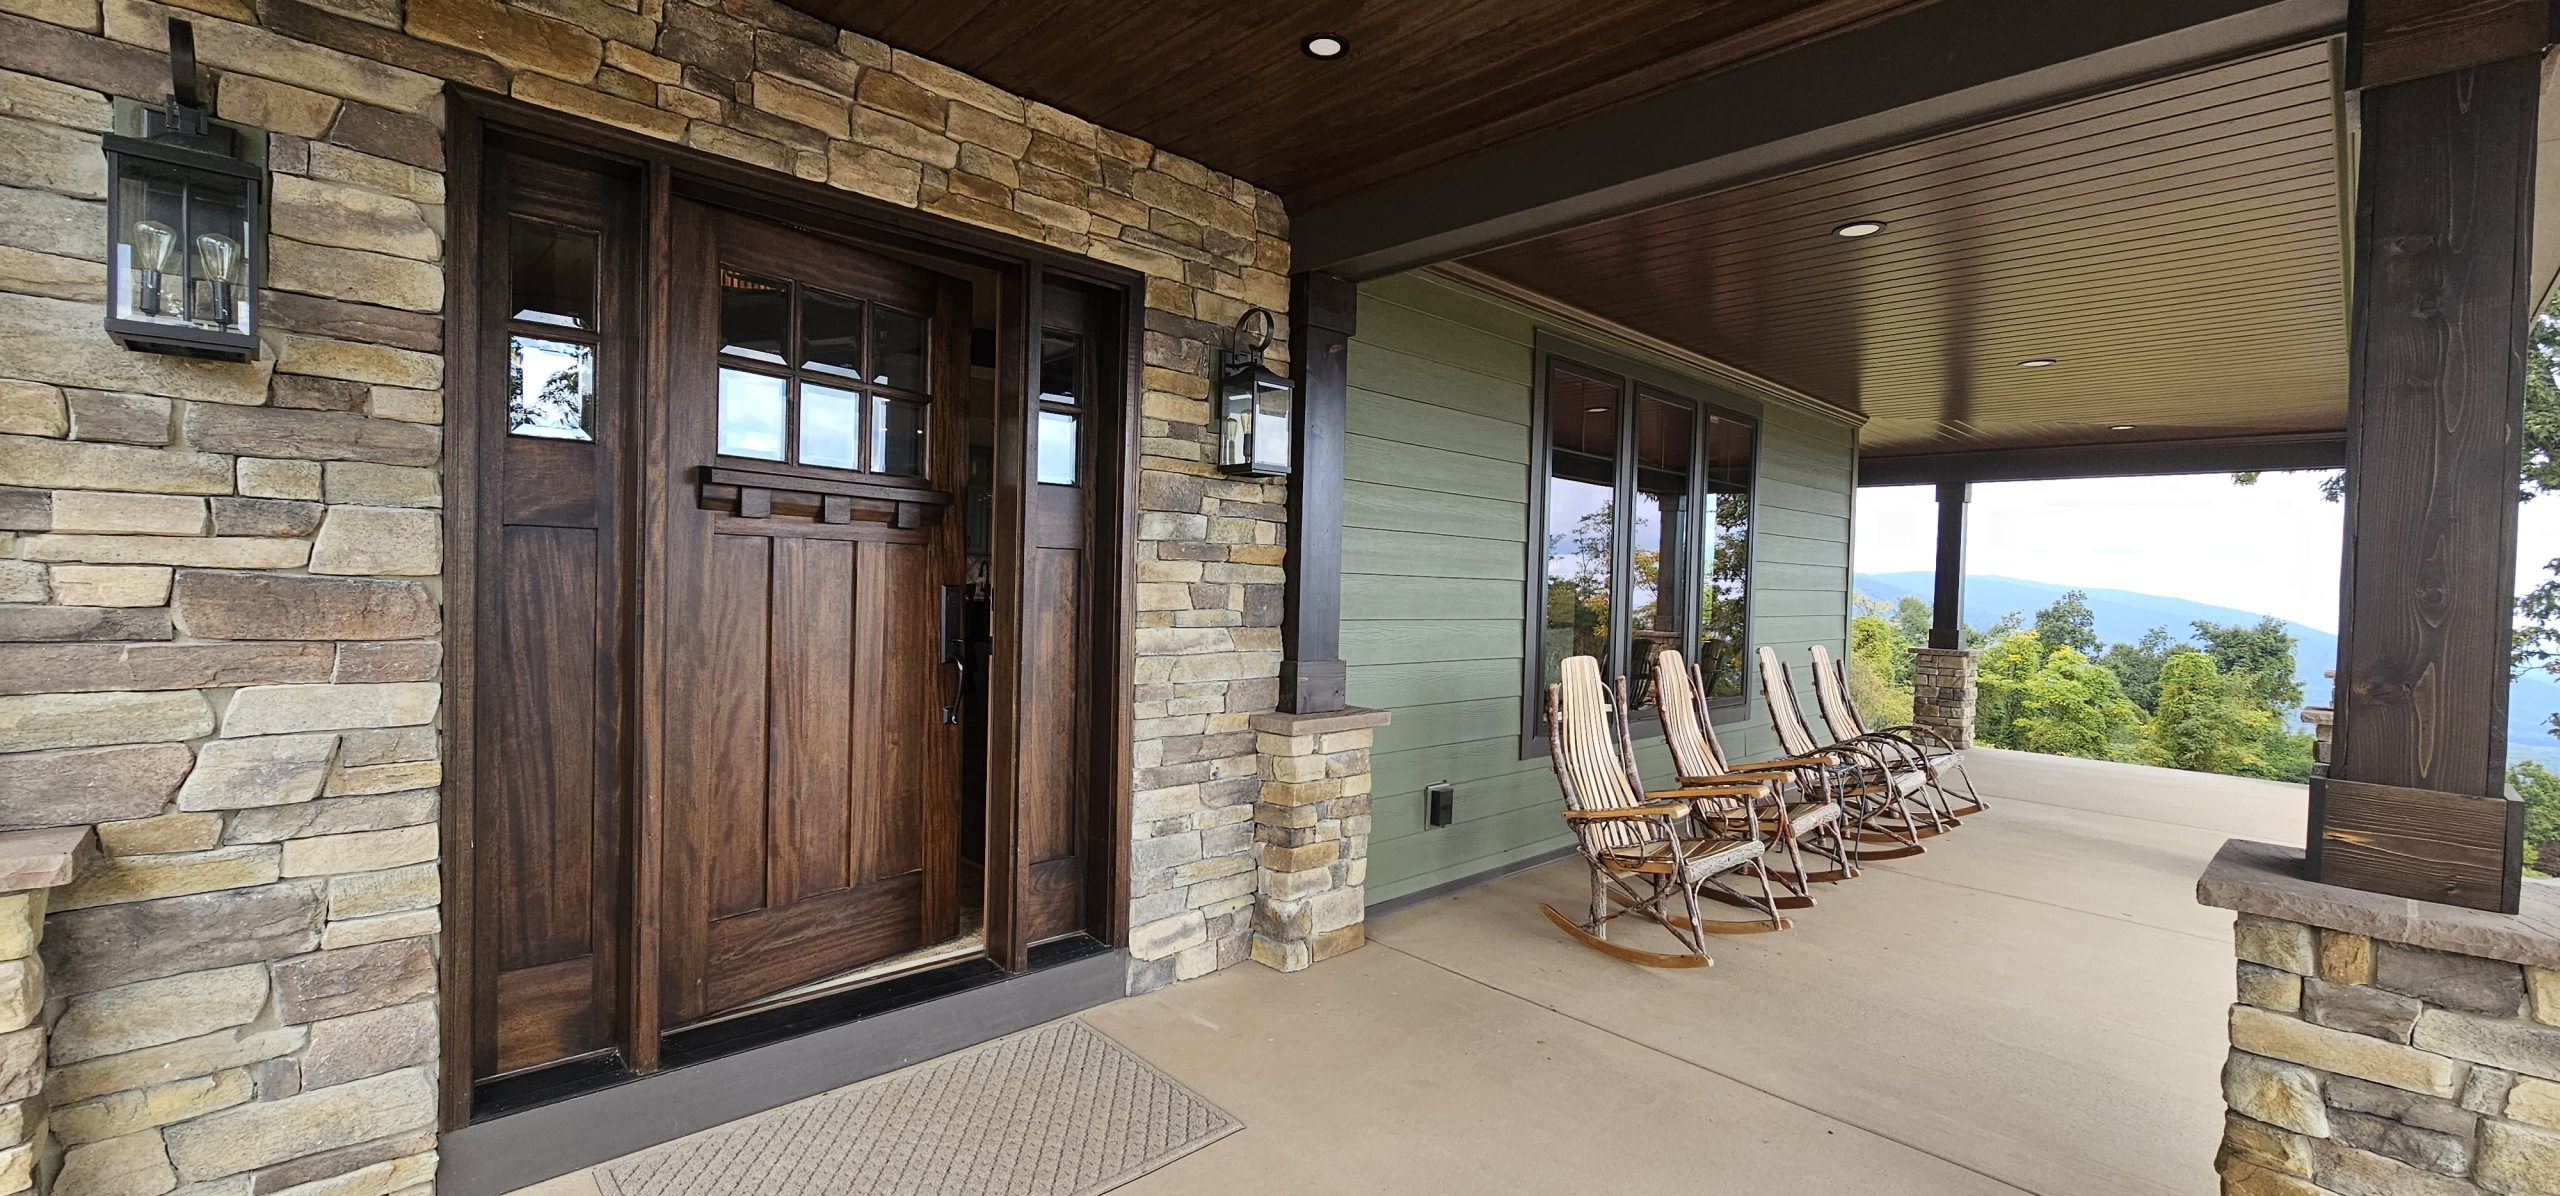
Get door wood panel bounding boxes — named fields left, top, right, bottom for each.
left=660, top=202, right=966, bottom=1026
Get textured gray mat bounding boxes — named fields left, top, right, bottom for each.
left=593, top=1019, right=1239, bottom=1196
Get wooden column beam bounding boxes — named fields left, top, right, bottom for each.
left=1280, top=271, right=1354, bottom=713
left=1931, top=481, right=1969, bottom=650
left=2317, top=0, right=2548, bottom=911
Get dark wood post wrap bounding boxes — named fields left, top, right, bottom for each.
left=1281, top=271, right=1355, bottom=713
left=1929, top=481, right=1968, bottom=650
left=2318, top=6, right=2548, bottom=911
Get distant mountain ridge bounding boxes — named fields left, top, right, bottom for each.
left=1853, top=572, right=2560, bottom=765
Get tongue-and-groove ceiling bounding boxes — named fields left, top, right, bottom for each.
left=1462, top=41, right=2350, bottom=460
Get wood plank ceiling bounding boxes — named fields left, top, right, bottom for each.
left=782, top=0, right=1926, bottom=206
left=1463, top=41, right=2350, bottom=460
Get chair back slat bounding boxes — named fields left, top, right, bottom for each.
left=1551, top=656, right=1655, bottom=851
left=1654, top=650, right=1724, bottom=779
left=1692, top=660, right=1739, bottom=772
left=1807, top=644, right=1863, bottom=742
left=1832, top=654, right=1873, bottom=736
left=1757, top=645, right=1822, bottom=757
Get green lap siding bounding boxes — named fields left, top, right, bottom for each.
left=1343, top=272, right=1862, bottom=906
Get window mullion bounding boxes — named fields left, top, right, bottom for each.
left=1609, top=379, right=1638, bottom=688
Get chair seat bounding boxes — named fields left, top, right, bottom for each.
left=1600, top=834, right=1766, bottom=877
left=1784, top=800, right=1841, bottom=834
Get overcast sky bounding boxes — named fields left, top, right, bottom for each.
left=1853, top=471, right=2560, bottom=634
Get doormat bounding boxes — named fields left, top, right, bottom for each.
left=593, top=1018, right=1240, bottom=1196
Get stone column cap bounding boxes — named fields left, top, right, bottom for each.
left=1250, top=706, right=1392, bottom=736
left=2198, top=837, right=2560, bottom=970
left=0, top=825, right=89, bottom=893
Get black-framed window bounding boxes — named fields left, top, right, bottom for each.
left=1525, top=338, right=1756, bottom=753
left=712, top=268, right=931, bottom=477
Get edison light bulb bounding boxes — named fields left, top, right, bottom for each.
left=194, top=233, right=241, bottom=330
left=132, top=220, right=176, bottom=318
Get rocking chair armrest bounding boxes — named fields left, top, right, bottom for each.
left=1654, top=782, right=1770, bottom=799
left=1719, top=756, right=1830, bottom=772
left=1561, top=801, right=1692, bottom=822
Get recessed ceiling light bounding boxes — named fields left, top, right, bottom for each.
left=2019, top=358, right=2058, bottom=368
left=1302, top=34, right=1346, bottom=59
left=2110, top=424, right=2136, bottom=431
left=1832, top=220, right=1886, bottom=238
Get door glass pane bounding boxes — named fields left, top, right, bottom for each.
left=873, top=395, right=926, bottom=477
left=510, top=220, right=596, bottom=330
left=1039, top=332, right=1081, bottom=405
left=716, top=367, right=786, bottom=460
left=872, top=307, right=927, bottom=390
left=1628, top=392, right=1693, bottom=708
left=1699, top=414, right=1756, bottom=698
left=801, top=289, right=864, bottom=380
left=719, top=271, right=788, bottom=365
left=800, top=382, right=862, bottom=469
left=509, top=335, right=595, bottom=441
left=1544, top=365, right=1618, bottom=690
left=1036, top=410, right=1078, bottom=484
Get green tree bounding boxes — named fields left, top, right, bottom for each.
left=2144, top=653, right=2281, bottom=776
left=1971, top=630, right=2048, bottom=749
left=2191, top=617, right=2306, bottom=710
left=2098, top=627, right=2192, bottom=714
left=1847, top=612, right=1916, bottom=727
left=1890, top=595, right=1933, bottom=649
left=2012, top=646, right=2145, bottom=760
left=2032, top=590, right=2102, bottom=658
left=2515, top=760, right=2560, bottom=872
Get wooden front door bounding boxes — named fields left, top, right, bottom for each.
left=658, top=203, right=968, bottom=1026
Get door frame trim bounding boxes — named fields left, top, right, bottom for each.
left=441, top=90, right=1145, bottom=1129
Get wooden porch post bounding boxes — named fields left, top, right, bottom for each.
left=1930, top=481, right=1968, bottom=649
left=1281, top=270, right=1355, bottom=714
left=2314, top=2, right=2551, bottom=912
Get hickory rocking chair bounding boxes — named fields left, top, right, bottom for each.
left=1755, top=645, right=1944, bottom=860
left=1809, top=643, right=1989, bottom=818
left=1541, top=656, right=1789, bottom=968
left=1652, top=649, right=1852, bottom=906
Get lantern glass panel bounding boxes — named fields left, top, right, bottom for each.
left=1251, top=373, right=1291, bottom=474
left=114, top=159, right=251, bottom=333
left=1218, top=370, right=1252, bottom=469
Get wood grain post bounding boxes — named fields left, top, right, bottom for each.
left=1281, top=271, right=1354, bottom=714
left=1930, top=481, right=1968, bottom=650
left=2318, top=3, right=2549, bottom=911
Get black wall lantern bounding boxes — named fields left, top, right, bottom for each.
left=104, top=20, right=263, bottom=361
left=1216, top=307, right=1292, bottom=477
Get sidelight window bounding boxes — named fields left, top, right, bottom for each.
left=715, top=269, right=930, bottom=477
left=505, top=219, right=600, bottom=442
left=1529, top=347, right=1756, bottom=748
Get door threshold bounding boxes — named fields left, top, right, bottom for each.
left=445, top=938, right=1123, bottom=1196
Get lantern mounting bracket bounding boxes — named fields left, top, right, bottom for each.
left=1231, top=307, right=1278, bottom=361
left=143, top=20, right=233, bottom=155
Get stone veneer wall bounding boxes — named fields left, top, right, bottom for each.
left=1908, top=647, right=1976, bottom=750
left=0, top=0, right=1290, bottom=1189
left=2204, top=839, right=2560, bottom=1196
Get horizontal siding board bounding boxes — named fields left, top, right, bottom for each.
left=1373, top=696, right=1524, bottom=755
left=1342, top=620, right=1522, bottom=667
left=1346, top=435, right=1529, bottom=501
left=1344, top=528, right=1525, bottom=581
left=1348, top=388, right=1531, bottom=462
left=1354, top=294, right=1535, bottom=382
left=1349, top=658, right=1524, bottom=708
left=1345, top=342, right=1532, bottom=424
left=1343, top=574, right=1521, bottom=621
left=1343, top=480, right=1526, bottom=539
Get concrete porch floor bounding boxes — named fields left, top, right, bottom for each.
left=513, top=747, right=2302, bottom=1196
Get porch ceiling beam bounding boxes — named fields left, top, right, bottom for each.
left=1857, top=432, right=2346, bottom=486
left=1292, top=0, right=2349, bottom=279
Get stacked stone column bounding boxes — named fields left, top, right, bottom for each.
left=1909, top=647, right=1977, bottom=749
left=1247, top=708, right=1389, bottom=972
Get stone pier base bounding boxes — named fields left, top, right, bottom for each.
left=2199, top=838, right=2560, bottom=1195
left=1248, top=707, right=1390, bottom=973
left=1910, top=647, right=1977, bottom=749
